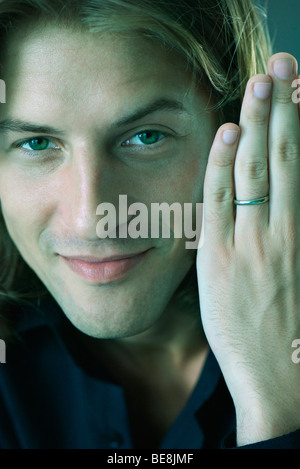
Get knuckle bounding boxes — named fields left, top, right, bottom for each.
left=210, top=186, right=234, bottom=204
left=274, top=139, right=299, bottom=162
left=212, top=152, right=234, bottom=168
left=273, top=90, right=293, bottom=105
left=238, top=159, right=267, bottom=179
left=244, top=110, right=269, bottom=126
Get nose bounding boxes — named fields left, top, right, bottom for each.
left=61, top=143, right=113, bottom=241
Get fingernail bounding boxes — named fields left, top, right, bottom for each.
left=273, top=59, right=294, bottom=80
left=222, top=129, right=238, bottom=145
left=253, top=82, right=272, bottom=99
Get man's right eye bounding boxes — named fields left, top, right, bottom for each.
left=14, top=137, right=59, bottom=152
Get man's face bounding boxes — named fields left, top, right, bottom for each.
left=0, top=25, right=218, bottom=338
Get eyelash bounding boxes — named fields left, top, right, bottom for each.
left=121, top=130, right=167, bottom=148
left=14, top=137, right=60, bottom=155
left=12, top=129, right=169, bottom=156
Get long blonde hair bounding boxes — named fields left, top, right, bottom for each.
left=0, top=0, right=272, bottom=339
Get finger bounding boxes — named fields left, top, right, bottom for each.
left=234, top=74, right=272, bottom=233
left=267, top=53, right=300, bottom=224
left=202, top=123, right=239, bottom=246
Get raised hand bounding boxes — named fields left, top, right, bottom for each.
left=197, top=52, right=300, bottom=446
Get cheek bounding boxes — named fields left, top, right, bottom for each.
left=0, top=168, right=51, bottom=246
left=169, top=159, right=204, bottom=200
left=130, top=157, right=204, bottom=254
left=148, top=155, right=205, bottom=205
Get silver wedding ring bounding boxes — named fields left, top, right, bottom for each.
left=234, top=195, right=269, bottom=206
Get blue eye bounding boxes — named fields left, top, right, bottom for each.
left=122, top=130, right=165, bottom=147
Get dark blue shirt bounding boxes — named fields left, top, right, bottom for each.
left=0, top=298, right=299, bottom=449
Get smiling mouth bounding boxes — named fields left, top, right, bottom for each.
left=60, top=248, right=153, bottom=284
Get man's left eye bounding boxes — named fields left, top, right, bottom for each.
left=121, top=130, right=165, bottom=147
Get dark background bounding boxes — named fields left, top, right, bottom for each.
left=259, top=0, right=300, bottom=59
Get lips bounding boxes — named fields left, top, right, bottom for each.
left=60, top=248, right=152, bottom=284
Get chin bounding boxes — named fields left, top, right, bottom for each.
left=63, top=306, right=161, bottom=339
left=51, top=287, right=166, bottom=340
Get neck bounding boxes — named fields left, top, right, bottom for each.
left=120, top=302, right=205, bottom=357
left=81, top=297, right=208, bottom=374
left=79, top=299, right=209, bottom=448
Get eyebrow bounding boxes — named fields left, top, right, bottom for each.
left=0, top=119, right=66, bottom=136
left=0, top=98, right=190, bottom=135
left=112, top=98, right=190, bottom=128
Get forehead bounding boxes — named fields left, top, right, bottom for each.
left=4, top=25, right=185, bottom=81
left=1, top=25, right=199, bottom=125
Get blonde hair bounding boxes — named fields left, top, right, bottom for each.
left=0, top=0, right=272, bottom=339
